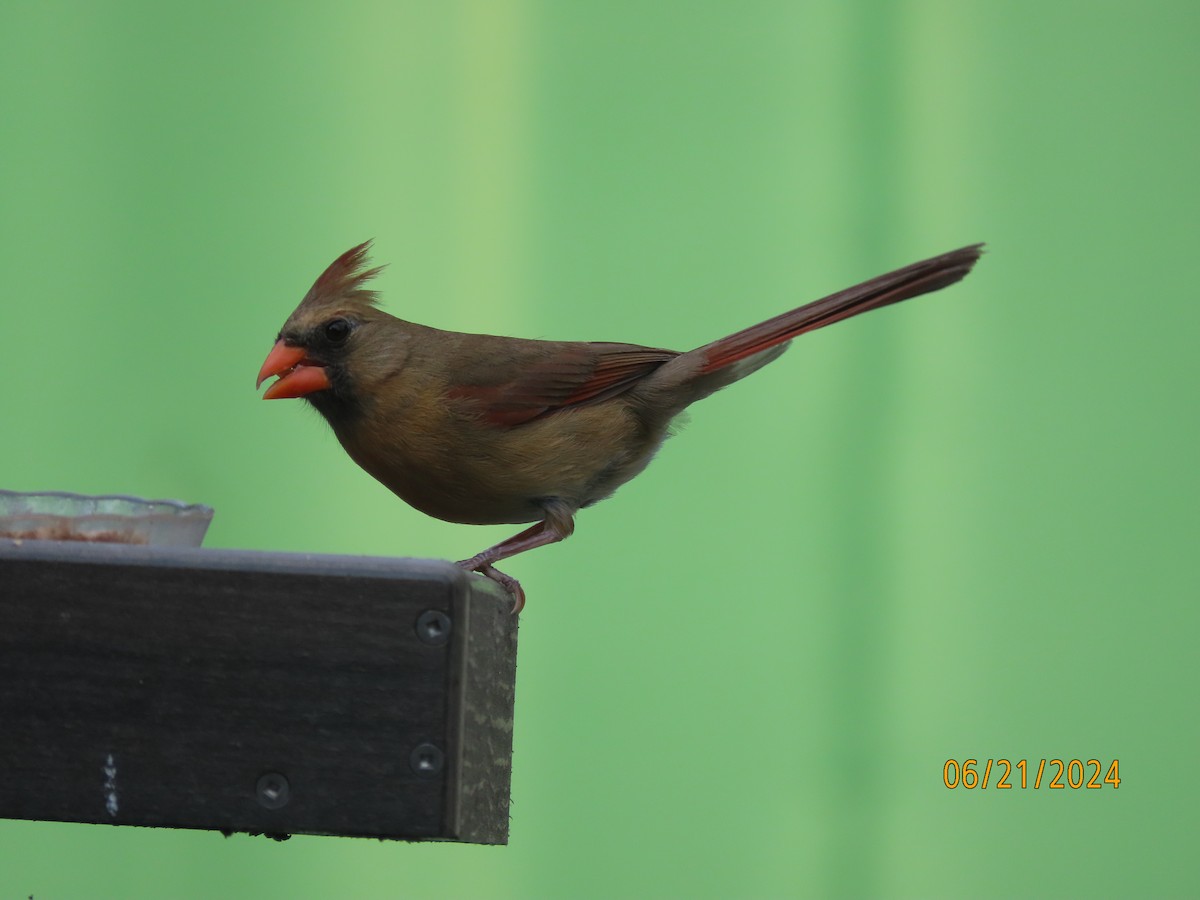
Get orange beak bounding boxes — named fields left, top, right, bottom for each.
left=256, top=340, right=333, bottom=400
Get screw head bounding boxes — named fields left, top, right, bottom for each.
left=256, top=773, right=290, bottom=809
left=415, top=609, right=452, bottom=645
left=410, top=742, right=445, bottom=776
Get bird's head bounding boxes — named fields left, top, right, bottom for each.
left=256, top=241, right=390, bottom=409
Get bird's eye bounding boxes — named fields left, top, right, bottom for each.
left=324, top=318, right=352, bottom=343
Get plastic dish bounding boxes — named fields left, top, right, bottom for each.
left=0, top=490, right=214, bottom=547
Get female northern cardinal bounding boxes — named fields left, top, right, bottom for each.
left=258, top=242, right=982, bottom=611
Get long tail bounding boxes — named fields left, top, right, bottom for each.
left=695, top=243, right=983, bottom=377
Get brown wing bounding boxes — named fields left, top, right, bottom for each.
left=449, top=341, right=678, bottom=427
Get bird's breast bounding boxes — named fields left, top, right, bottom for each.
left=333, top=395, right=666, bottom=526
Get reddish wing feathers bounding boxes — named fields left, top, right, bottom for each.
left=452, top=343, right=678, bottom=427
left=561, top=344, right=678, bottom=404
left=698, top=244, right=984, bottom=374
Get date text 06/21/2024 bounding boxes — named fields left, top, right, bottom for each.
left=943, top=759, right=1121, bottom=790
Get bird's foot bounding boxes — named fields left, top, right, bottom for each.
left=457, top=559, right=526, bottom=615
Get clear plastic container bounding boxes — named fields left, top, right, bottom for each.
left=0, top=490, right=214, bottom=547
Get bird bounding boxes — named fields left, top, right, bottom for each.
left=258, top=241, right=983, bottom=612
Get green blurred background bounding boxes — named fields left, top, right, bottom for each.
left=2, top=1, right=1196, bottom=897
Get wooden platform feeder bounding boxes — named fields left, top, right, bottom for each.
left=0, top=538, right=518, bottom=844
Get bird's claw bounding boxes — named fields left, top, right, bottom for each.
left=457, top=559, right=526, bottom=615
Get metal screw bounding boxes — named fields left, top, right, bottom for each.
left=415, top=609, right=452, bottom=645
left=410, top=742, right=445, bottom=776
left=256, top=773, right=290, bottom=809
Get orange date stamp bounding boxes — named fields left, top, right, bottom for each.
left=943, top=758, right=1121, bottom=790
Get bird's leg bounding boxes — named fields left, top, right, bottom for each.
left=457, top=502, right=576, bottom=614
left=459, top=507, right=576, bottom=569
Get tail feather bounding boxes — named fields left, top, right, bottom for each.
left=697, top=244, right=983, bottom=375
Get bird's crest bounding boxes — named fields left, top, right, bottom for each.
left=299, top=241, right=385, bottom=311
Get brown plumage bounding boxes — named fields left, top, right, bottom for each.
left=258, top=241, right=983, bottom=611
